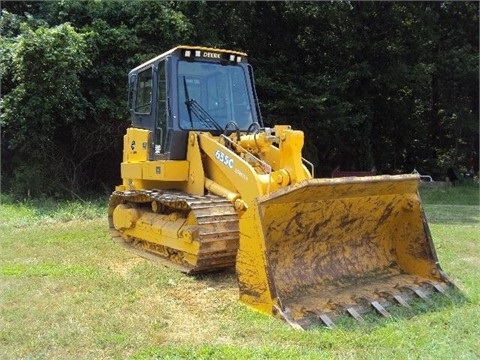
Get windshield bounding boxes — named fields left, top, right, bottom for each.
left=178, top=61, right=254, bottom=131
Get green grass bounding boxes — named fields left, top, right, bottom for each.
left=419, top=182, right=479, bottom=206
left=0, top=194, right=105, bottom=227
left=0, top=185, right=479, bottom=359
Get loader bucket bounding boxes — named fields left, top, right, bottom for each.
left=252, top=174, right=452, bottom=328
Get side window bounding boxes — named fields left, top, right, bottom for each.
left=135, top=68, right=152, bottom=114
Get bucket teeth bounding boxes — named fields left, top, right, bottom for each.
left=392, top=294, right=411, bottom=307
left=370, top=300, right=391, bottom=318
left=346, top=307, right=365, bottom=324
left=317, top=313, right=336, bottom=329
left=427, top=282, right=448, bottom=295
left=376, top=290, right=411, bottom=308
left=409, top=287, right=429, bottom=300
left=287, top=280, right=453, bottom=329
left=273, top=305, right=305, bottom=331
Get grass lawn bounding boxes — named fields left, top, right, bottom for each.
left=0, top=183, right=479, bottom=359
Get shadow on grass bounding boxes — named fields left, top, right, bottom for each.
left=193, top=268, right=238, bottom=289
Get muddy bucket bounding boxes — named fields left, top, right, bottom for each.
left=252, top=174, right=451, bottom=328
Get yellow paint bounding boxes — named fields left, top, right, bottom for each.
left=115, top=110, right=450, bottom=324
left=123, top=128, right=150, bottom=163
left=251, top=175, right=449, bottom=321
left=236, top=202, right=274, bottom=314
left=120, top=161, right=189, bottom=188
left=121, top=162, right=143, bottom=180
left=113, top=205, right=200, bottom=264
left=183, top=133, right=205, bottom=195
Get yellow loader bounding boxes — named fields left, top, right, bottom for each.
left=109, top=46, right=452, bottom=328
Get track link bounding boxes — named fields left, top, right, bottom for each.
left=108, top=189, right=239, bottom=273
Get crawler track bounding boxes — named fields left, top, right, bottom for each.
left=108, top=189, right=239, bottom=273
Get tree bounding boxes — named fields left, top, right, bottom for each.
left=0, top=1, right=477, bottom=198
left=1, top=21, right=90, bottom=197
left=430, top=1, right=479, bottom=175
left=1, top=1, right=194, bottom=198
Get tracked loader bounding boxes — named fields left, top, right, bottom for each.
left=109, top=46, right=453, bottom=328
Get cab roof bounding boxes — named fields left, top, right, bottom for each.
left=130, top=45, right=248, bottom=74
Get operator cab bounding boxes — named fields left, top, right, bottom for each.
left=128, top=46, right=262, bottom=160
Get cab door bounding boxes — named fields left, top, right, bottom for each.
left=155, top=60, right=167, bottom=156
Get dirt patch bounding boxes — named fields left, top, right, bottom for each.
left=105, top=256, right=145, bottom=278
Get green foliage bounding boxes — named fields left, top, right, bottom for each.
left=0, top=1, right=478, bottom=197
left=1, top=19, right=91, bottom=197
left=3, top=22, right=89, bottom=144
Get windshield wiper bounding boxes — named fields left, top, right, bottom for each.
left=183, top=76, right=223, bottom=131
left=183, top=76, right=193, bottom=127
